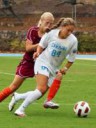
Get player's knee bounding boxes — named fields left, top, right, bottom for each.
left=37, top=85, right=48, bottom=95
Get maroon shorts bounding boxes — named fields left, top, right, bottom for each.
left=16, top=59, right=35, bottom=78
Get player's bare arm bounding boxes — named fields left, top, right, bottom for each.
left=33, top=45, right=44, bottom=59
left=25, top=39, right=38, bottom=52
left=60, top=61, right=73, bottom=75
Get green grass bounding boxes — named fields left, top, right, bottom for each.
left=0, top=57, right=96, bottom=128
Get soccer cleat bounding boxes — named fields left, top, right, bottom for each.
left=43, top=100, right=59, bottom=109
left=8, top=92, right=17, bottom=111
left=14, top=109, right=26, bottom=117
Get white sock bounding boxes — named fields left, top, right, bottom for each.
left=16, top=89, right=42, bottom=112
left=15, top=91, right=33, bottom=101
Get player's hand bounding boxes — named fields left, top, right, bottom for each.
left=33, top=52, right=39, bottom=60
left=59, top=67, right=68, bottom=75
left=56, top=69, right=66, bottom=75
left=59, top=69, right=66, bottom=75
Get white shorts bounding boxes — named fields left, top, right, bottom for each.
left=34, top=60, right=55, bottom=87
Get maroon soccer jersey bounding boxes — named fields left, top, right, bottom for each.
left=16, top=26, right=41, bottom=78
left=23, top=26, right=41, bottom=61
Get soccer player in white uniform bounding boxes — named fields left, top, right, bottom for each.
left=11, top=17, right=78, bottom=117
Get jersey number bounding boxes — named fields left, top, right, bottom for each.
left=51, top=50, right=61, bottom=57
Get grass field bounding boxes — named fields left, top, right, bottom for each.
left=0, top=57, right=96, bottom=128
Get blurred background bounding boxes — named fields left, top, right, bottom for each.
left=0, top=0, right=96, bottom=53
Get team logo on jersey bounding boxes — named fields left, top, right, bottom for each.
left=51, top=42, right=67, bottom=51
left=41, top=66, right=49, bottom=71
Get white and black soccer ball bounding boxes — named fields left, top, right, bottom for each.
left=73, top=101, right=91, bottom=117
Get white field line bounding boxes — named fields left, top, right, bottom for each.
left=76, top=58, right=96, bottom=61
left=0, top=72, right=14, bottom=76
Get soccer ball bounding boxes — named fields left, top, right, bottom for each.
left=73, top=101, right=91, bottom=117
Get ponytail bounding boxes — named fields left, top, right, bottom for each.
left=51, top=18, right=65, bottom=29
left=51, top=17, right=75, bottom=30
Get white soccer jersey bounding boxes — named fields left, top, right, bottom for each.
left=35, top=29, right=78, bottom=75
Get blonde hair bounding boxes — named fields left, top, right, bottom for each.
left=38, top=12, right=54, bottom=27
left=52, top=17, right=76, bottom=29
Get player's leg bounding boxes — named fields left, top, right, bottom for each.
left=0, top=75, right=25, bottom=102
left=14, top=74, right=48, bottom=117
left=8, top=91, right=33, bottom=111
left=8, top=60, right=35, bottom=110
left=44, top=72, right=63, bottom=109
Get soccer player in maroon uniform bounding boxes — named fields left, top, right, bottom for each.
left=0, top=12, right=54, bottom=102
